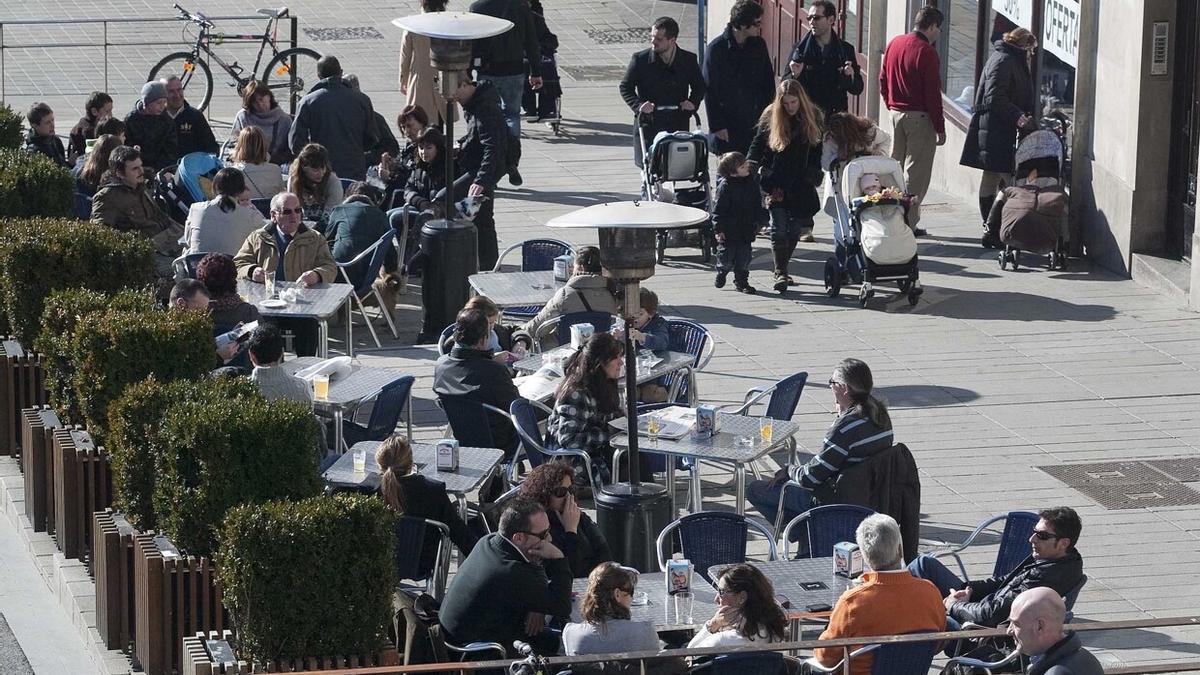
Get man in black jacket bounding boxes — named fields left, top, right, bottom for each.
left=619, top=17, right=706, bottom=168
left=162, top=76, right=218, bottom=157
left=703, top=0, right=775, bottom=155
left=1009, top=587, right=1103, bottom=675
left=908, top=506, right=1085, bottom=628
left=433, top=308, right=520, bottom=456
left=124, top=81, right=178, bottom=174
left=784, top=0, right=864, bottom=118
left=452, top=76, right=508, bottom=270
left=470, top=0, right=542, bottom=187
left=22, top=102, right=69, bottom=168
left=288, top=56, right=380, bottom=180
left=438, top=499, right=572, bottom=656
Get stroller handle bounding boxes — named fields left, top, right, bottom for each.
left=637, top=105, right=701, bottom=125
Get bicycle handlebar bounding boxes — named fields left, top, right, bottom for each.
left=174, top=3, right=214, bottom=28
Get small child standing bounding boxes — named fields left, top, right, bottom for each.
left=711, top=152, right=764, bottom=294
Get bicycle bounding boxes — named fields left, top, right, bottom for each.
left=148, top=3, right=321, bottom=113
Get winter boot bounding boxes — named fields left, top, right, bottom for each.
left=506, top=135, right=523, bottom=186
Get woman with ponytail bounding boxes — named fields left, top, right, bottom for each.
left=746, top=358, right=894, bottom=531
left=376, top=434, right=478, bottom=573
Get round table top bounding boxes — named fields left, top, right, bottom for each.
left=546, top=200, right=709, bottom=229
left=391, top=11, right=513, bottom=39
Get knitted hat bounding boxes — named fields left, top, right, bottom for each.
left=141, top=81, right=168, bottom=105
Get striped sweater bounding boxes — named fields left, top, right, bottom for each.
left=790, top=408, right=893, bottom=489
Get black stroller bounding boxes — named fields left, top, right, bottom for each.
left=638, top=107, right=714, bottom=263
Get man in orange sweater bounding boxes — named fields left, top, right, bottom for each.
left=814, top=514, right=945, bottom=674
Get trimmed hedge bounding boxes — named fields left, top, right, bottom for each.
left=218, top=495, right=396, bottom=666
left=0, top=218, right=155, bottom=346
left=71, top=307, right=214, bottom=441
left=36, top=287, right=154, bottom=424
left=0, top=149, right=73, bottom=217
left=107, top=376, right=261, bottom=531
left=0, top=105, right=20, bottom=150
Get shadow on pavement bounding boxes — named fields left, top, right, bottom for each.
left=499, top=189, right=634, bottom=206
left=905, top=288, right=1118, bottom=322
left=876, top=384, right=980, bottom=407
left=668, top=304, right=790, bottom=330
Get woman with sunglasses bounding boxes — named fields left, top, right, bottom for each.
left=518, top=461, right=612, bottom=578
left=562, top=562, right=663, bottom=658
left=688, top=563, right=787, bottom=648
left=745, top=358, right=894, bottom=536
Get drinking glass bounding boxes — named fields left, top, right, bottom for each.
left=759, top=418, right=775, bottom=445
left=264, top=274, right=276, bottom=299
left=638, top=352, right=652, bottom=377
left=673, top=592, right=694, bottom=625
left=352, top=449, right=367, bottom=473
left=313, top=374, right=330, bottom=400
left=646, top=416, right=661, bottom=447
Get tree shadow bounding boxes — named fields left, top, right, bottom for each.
left=667, top=304, right=790, bottom=330
left=900, top=287, right=1118, bottom=322
left=875, top=384, right=981, bottom=407
left=1072, top=621, right=1200, bottom=657
left=499, top=189, right=636, bottom=206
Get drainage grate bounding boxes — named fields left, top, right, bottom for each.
left=302, top=26, right=384, bottom=42
left=1070, top=482, right=1200, bottom=510
left=584, top=27, right=648, bottom=44
left=1143, top=458, right=1200, bottom=482
left=1038, top=461, right=1168, bottom=486
left=560, top=65, right=629, bottom=82
left=1038, top=459, right=1200, bottom=510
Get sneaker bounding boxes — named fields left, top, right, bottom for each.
left=773, top=274, right=788, bottom=293
left=714, top=271, right=728, bottom=288
left=798, top=230, right=815, bottom=243
left=786, top=275, right=800, bottom=286
left=508, top=167, right=523, bottom=187
left=737, top=284, right=756, bottom=294
left=913, top=227, right=928, bottom=237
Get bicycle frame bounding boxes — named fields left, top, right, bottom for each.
left=178, top=12, right=285, bottom=85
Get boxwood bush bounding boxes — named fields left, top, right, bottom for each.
left=70, top=307, right=214, bottom=441
left=107, top=376, right=260, bottom=531
left=0, top=150, right=73, bottom=217
left=0, top=218, right=154, bottom=346
left=0, top=105, right=20, bottom=150
left=218, top=495, right=396, bottom=666
left=36, top=288, right=154, bottom=424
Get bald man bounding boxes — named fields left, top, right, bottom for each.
left=1008, top=587, right=1102, bottom=675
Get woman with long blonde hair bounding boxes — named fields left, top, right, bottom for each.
left=747, top=79, right=824, bottom=293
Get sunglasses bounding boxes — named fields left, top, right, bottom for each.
left=1030, top=529, right=1061, bottom=541
left=828, top=378, right=842, bottom=388
left=716, top=586, right=740, bottom=596
left=520, top=528, right=552, bottom=541
left=807, top=13, right=828, bottom=20
left=550, top=485, right=576, bottom=499
left=273, top=207, right=302, bottom=216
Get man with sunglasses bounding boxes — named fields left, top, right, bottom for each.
left=439, top=499, right=573, bottom=657
left=907, top=506, right=1084, bottom=628
left=702, top=0, right=775, bottom=154
left=784, top=0, right=864, bottom=119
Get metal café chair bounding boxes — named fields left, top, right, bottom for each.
left=251, top=197, right=272, bottom=218
left=805, top=630, right=938, bottom=674
left=924, top=511, right=1039, bottom=582
left=172, top=251, right=209, bottom=280
left=656, top=511, right=777, bottom=585
left=509, top=397, right=602, bottom=493
left=341, top=374, right=415, bottom=447
left=537, top=311, right=614, bottom=351
left=689, top=651, right=787, bottom=675
left=335, top=229, right=399, bottom=348
left=779, top=504, right=875, bottom=559
left=395, top=515, right=451, bottom=599
left=438, top=395, right=520, bottom=487
left=491, top=238, right=573, bottom=320
left=719, top=371, right=808, bottom=480
left=664, top=318, right=715, bottom=406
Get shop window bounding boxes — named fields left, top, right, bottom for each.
left=936, top=0, right=982, bottom=113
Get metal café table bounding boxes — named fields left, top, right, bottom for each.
left=323, top=440, right=505, bottom=523
left=611, top=413, right=800, bottom=515
left=238, top=279, right=354, bottom=357
left=468, top=270, right=564, bottom=308
left=282, top=357, right=407, bottom=453
left=708, top=558, right=849, bottom=623
left=570, top=575, right=720, bottom=633
left=513, top=348, right=696, bottom=404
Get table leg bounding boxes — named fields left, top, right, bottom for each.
left=735, top=463, right=746, bottom=515
left=666, top=458, right=677, bottom=516
left=345, top=297, right=354, bottom=357
left=690, top=466, right=702, bottom=513
left=317, top=319, right=328, bottom=359
left=334, top=409, right=345, bottom=454
left=458, top=491, right=470, bottom=523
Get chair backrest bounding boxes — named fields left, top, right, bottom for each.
left=869, top=631, right=937, bottom=674
left=439, top=395, right=505, bottom=450
left=364, top=376, right=415, bottom=441
left=173, top=252, right=210, bottom=280
left=664, top=319, right=713, bottom=404
left=395, top=516, right=431, bottom=581
left=1063, top=573, right=1087, bottom=615
left=709, top=652, right=785, bottom=675
left=553, top=311, right=613, bottom=346
left=437, top=323, right=456, bottom=356
left=74, top=192, right=93, bottom=219
left=784, top=504, right=875, bottom=559
left=669, top=512, right=753, bottom=584
left=994, top=511, right=1039, bottom=578
left=349, top=229, right=397, bottom=296
left=520, top=238, right=572, bottom=272
left=510, top=398, right=550, bottom=468
left=765, top=372, right=808, bottom=421
left=251, top=197, right=272, bottom=218
left=340, top=177, right=355, bottom=191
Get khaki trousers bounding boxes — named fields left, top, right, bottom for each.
left=890, top=110, right=938, bottom=225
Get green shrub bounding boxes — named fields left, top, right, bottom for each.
left=0, top=218, right=154, bottom=345
left=107, top=376, right=260, bottom=530
left=70, top=307, right=214, bottom=441
left=154, top=394, right=323, bottom=556
left=218, top=495, right=395, bottom=666
left=36, top=287, right=153, bottom=423
left=0, top=149, right=73, bottom=217
left=0, top=105, right=20, bottom=150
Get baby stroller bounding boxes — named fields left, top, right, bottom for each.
left=153, top=152, right=223, bottom=223
left=824, top=155, right=922, bottom=307
left=995, top=129, right=1069, bottom=271
left=638, top=108, right=713, bottom=263
left=522, top=0, right=562, bottom=134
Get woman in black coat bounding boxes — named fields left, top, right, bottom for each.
left=960, top=28, right=1037, bottom=238
left=519, top=460, right=612, bottom=578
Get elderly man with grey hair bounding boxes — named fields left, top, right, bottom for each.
left=1008, top=587, right=1102, bottom=675
left=812, top=514, right=946, bottom=675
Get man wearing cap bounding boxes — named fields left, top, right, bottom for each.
left=162, top=76, right=218, bottom=157
left=124, top=81, right=179, bottom=174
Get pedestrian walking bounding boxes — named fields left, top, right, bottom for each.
left=703, top=0, right=775, bottom=155
left=785, top=0, right=863, bottom=119
left=879, top=5, right=945, bottom=235
left=288, top=55, right=380, bottom=181
left=400, top=0, right=458, bottom=128
left=712, top=151, right=763, bottom=294
left=748, top=79, right=823, bottom=293
left=453, top=75, right=508, bottom=271
left=471, top=0, right=542, bottom=186
left=961, top=27, right=1038, bottom=248
left=619, top=17, right=706, bottom=168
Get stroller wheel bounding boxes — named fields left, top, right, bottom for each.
left=907, top=288, right=920, bottom=306
left=897, top=278, right=911, bottom=294
left=1011, top=251, right=1020, bottom=270
left=823, top=258, right=841, bottom=298
left=858, top=284, right=873, bottom=308
left=655, top=234, right=666, bottom=264
left=998, top=251, right=1007, bottom=270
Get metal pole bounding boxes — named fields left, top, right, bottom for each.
left=444, top=80, right=455, bottom=223
left=103, top=21, right=108, bottom=93
left=1, top=23, right=6, bottom=105
left=623, top=280, right=641, bottom=486
left=289, top=15, right=299, bottom=115
left=696, top=0, right=707, bottom=60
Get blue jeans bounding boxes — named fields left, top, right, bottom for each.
left=717, top=241, right=752, bottom=285
left=746, top=478, right=813, bottom=536
left=768, top=206, right=813, bottom=243
left=477, top=73, right=524, bottom=138
left=907, top=554, right=967, bottom=597
left=387, top=206, right=434, bottom=266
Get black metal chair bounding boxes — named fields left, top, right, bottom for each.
left=655, top=511, right=777, bottom=584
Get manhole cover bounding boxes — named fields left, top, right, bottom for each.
left=302, top=26, right=385, bottom=42
left=560, top=65, right=629, bottom=82
left=1143, top=458, right=1200, bottom=482
left=1037, top=461, right=1166, bottom=486
left=1071, top=482, right=1200, bottom=510
left=584, top=27, right=648, bottom=44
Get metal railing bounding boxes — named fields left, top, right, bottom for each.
left=198, top=615, right=1200, bottom=675
left=0, top=12, right=298, bottom=107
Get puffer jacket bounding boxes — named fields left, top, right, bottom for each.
left=288, top=77, right=379, bottom=180
left=233, top=221, right=337, bottom=283
left=458, top=81, right=508, bottom=189
left=747, top=121, right=821, bottom=216
left=960, top=40, right=1034, bottom=173
left=124, top=102, right=179, bottom=171
left=952, top=548, right=1084, bottom=627
left=521, top=274, right=619, bottom=339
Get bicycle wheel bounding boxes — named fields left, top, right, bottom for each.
left=149, top=52, right=213, bottom=113
left=262, top=47, right=322, bottom=111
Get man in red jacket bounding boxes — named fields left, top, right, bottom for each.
left=879, top=6, right=945, bottom=236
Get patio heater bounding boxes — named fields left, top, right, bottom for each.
left=548, top=201, right=709, bottom=571
left=391, top=12, right=513, bottom=340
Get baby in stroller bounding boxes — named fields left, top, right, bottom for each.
left=984, top=129, right=1069, bottom=270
